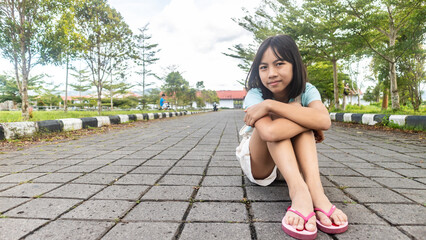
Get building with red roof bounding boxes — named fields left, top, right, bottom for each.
left=215, top=90, right=247, bottom=109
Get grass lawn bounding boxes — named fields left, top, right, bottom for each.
left=331, top=103, right=426, bottom=116
left=0, top=110, right=183, bottom=122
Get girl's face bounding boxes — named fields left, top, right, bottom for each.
left=259, top=47, right=293, bottom=101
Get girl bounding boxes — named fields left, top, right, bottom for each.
left=236, top=35, right=348, bottom=240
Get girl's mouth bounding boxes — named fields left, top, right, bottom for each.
left=269, top=80, right=281, bottom=86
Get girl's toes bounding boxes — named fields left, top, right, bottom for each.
left=286, top=216, right=294, bottom=226
left=317, top=212, right=331, bottom=226
left=343, top=213, right=348, bottom=223
left=330, top=215, right=340, bottom=225
left=338, top=214, right=347, bottom=225
left=296, top=218, right=304, bottom=231
left=337, top=209, right=348, bottom=224
left=331, top=213, right=344, bottom=226
left=320, top=216, right=331, bottom=226
left=305, top=218, right=317, bottom=232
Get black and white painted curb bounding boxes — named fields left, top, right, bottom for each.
left=330, top=112, right=426, bottom=130
left=0, top=111, right=205, bottom=140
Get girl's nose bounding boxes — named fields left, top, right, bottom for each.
left=268, top=67, right=278, bottom=78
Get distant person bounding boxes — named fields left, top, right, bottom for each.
left=160, top=94, right=165, bottom=110
left=236, top=35, right=348, bottom=240
left=343, top=83, right=350, bottom=96
left=213, top=102, right=218, bottom=111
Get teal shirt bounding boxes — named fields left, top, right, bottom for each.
left=241, top=83, right=322, bottom=133
left=243, top=82, right=322, bottom=109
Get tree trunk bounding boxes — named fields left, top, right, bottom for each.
left=20, top=37, right=30, bottom=120
left=389, top=60, right=400, bottom=110
left=142, top=60, right=146, bottom=97
left=110, top=94, right=113, bottom=110
left=382, top=88, right=388, bottom=110
left=357, top=91, right=360, bottom=107
left=64, top=57, right=69, bottom=112
left=342, top=95, right=346, bottom=110
left=332, top=59, right=339, bottom=110
left=97, top=87, right=102, bottom=116
left=110, top=72, right=113, bottom=111
left=21, top=82, right=29, bottom=120
left=388, top=28, right=400, bottom=110
left=411, top=83, right=420, bottom=111
left=79, top=91, right=82, bottom=109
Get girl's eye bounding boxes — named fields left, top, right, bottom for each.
left=276, top=62, right=284, bottom=66
left=259, top=65, right=267, bottom=70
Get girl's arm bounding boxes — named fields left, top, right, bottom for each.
left=253, top=115, right=310, bottom=142
left=245, top=99, right=331, bottom=131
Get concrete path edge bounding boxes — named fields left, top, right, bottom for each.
left=330, top=112, right=426, bottom=130
left=0, top=111, right=205, bottom=140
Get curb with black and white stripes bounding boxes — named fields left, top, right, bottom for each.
left=0, top=111, right=205, bottom=140
left=330, top=112, right=426, bottom=130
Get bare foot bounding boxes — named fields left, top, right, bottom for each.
left=313, top=194, right=348, bottom=226
left=284, top=187, right=317, bottom=232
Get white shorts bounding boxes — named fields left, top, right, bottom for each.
left=236, top=125, right=284, bottom=186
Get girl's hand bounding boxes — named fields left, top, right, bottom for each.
left=244, top=100, right=271, bottom=127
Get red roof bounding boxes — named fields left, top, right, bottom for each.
left=216, top=90, right=246, bottom=100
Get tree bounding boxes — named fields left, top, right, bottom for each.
left=40, top=0, right=84, bottom=112
left=105, top=59, right=132, bottom=110
left=0, top=0, right=67, bottom=119
left=103, top=73, right=133, bottom=110
left=226, top=0, right=363, bottom=110
left=134, top=23, right=160, bottom=99
left=345, top=0, right=425, bottom=110
left=224, top=2, right=281, bottom=81
left=145, top=88, right=161, bottom=107
left=196, top=81, right=205, bottom=90
left=162, top=69, right=189, bottom=109
left=370, top=54, right=391, bottom=109
left=75, top=0, right=133, bottom=115
left=297, top=0, right=366, bottom=110
left=396, top=43, right=424, bottom=110
left=363, top=85, right=381, bottom=103
left=307, top=61, right=350, bottom=107
left=224, top=43, right=257, bottom=75
left=182, top=88, right=197, bottom=109
left=69, top=66, right=91, bottom=106
left=34, top=82, right=62, bottom=108
left=0, top=74, right=21, bottom=103
left=201, top=90, right=220, bottom=105
left=0, top=72, right=46, bottom=104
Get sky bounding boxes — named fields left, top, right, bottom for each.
left=0, top=0, right=261, bottom=94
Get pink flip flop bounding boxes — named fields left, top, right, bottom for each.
left=314, top=205, right=348, bottom=234
left=281, top=207, right=317, bottom=240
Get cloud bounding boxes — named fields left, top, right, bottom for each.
left=0, top=0, right=260, bottom=91
left=141, top=0, right=259, bottom=90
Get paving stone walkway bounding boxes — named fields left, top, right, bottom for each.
left=0, top=110, right=424, bottom=240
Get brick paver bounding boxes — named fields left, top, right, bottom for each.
left=0, top=110, right=424, bottom=239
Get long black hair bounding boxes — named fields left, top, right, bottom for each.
left=245, top=35, right=307, bottom=101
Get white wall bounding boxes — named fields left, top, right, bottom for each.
left=219, top=99, right=234, bottom=108
left=345, top=95, right=369, bottom=106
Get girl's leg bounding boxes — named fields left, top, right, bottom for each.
left=248, top=129, right=276, bottom=179
left=292, top=131, right=348, bottom=226
left=250, top=129, right=316, bottom=231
